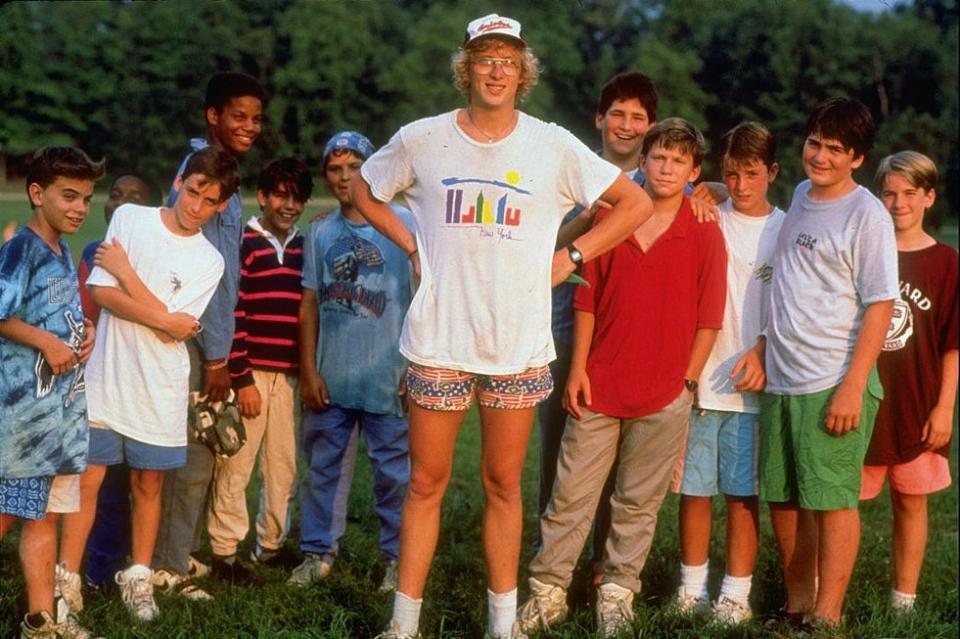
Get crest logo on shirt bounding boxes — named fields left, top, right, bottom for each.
left=883, top=298, right=913, bottom=351
left=795, top=232, right=817, bottom=251
left=442, top=173, right=528, bottom=229
left=170, top=273, right=183, bottom=296
left=319, top=233, right=387, bottom=318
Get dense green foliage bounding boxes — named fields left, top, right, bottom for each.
left=0, top=0, right=957, bottom=222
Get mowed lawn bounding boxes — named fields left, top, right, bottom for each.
left=0, top=195, right=957, bottom=638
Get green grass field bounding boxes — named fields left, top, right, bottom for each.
left=0, top=198, right=957, bottom=637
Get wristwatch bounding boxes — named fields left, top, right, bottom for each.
left=684, top=378, right=698, bottom=393
left=566, top=244, right=584, bottom=268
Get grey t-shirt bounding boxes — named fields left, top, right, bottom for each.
left=765, top=180, right=898, bottom=394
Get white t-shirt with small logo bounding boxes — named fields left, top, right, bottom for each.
left=361, top=111, right=621, bottom=374
left=698, top=200, right=785, bottom=413
left=765, top=181, right=898, bottom=394
left=85, top=204, right=224, bottom=446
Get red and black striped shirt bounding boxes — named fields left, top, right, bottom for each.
left=229, top=220, right=303, bottom=387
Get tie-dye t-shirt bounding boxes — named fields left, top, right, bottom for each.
left=362, top=111, right=621, bottom=375
left=0, top=226, right=88, bottom=479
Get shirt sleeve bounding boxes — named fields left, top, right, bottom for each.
left=301, top=222, right=321, bottom=291
left=195, top=199, right=241, bottom=361
left=360, top=128, right=415, bottom=204
left=228, top=238, right=255, bottom=389
left=0, top=235, right=29, bottom=320
left=558, top=128, right=622, bottom=215
left=853, top=201, right=900, bottom=305
left=697, top=219, right=728, bottom=329
left=86, top=209, right=128, bottom=290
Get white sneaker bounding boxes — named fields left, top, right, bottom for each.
left=287, top=553, right=332, bottom=586
left=151, top=569, right=213, bottom=600
left=673, top=585, right=709, bottom=615
left=379, top=559, right=399, bottom=592
left=116, top=567, right=159, bottom=621
left=55, top=596, right=104, bottom=639
left=516, top=577, right=568, bottom=633
left=373, top=619, right=417, bottom=639
left=19, top=611, right=57, bottom=639
left=711, top=595, right=752, bottom=625
left=55, top=562, right=84, bottom=612
left=596, top=582, right=634, bottom=637
left=187, top=555, right=211, bottom=578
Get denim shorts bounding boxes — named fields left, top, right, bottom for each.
left=0, top=476, right=53, bottom=519
left=679, top=409, right=758, bottom=497
left=406, top=363, right=553, bottom=411
left=89, top=426, right=187, bottom=470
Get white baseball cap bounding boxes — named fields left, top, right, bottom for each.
left=464, top=13, right=526, bottom=47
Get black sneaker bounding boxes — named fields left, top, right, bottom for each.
left=211, top=554, right=263, bottom=586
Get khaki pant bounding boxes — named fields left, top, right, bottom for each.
left=208, top=370, right=300, bottom=556
left=529, top=390, right=691, bottom=593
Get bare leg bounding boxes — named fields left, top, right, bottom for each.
left=21, top=514, right=59, bottom=615
left=0, top=513, right=15, bottom=538
left=679, top=495, right=712, bottom=566
left=725, top=495, right=759, bottom=577
left=478, top=405, right=536, bottom=593
left=130, top=469, right=165, bottom=567
left=59, top=464, right=107, bottom=571
left=890, top=490, right=927, bottom=594
left=395, top=404, right=465, bottom=598
left=769, top=502, right=817, bottom=613
left=813, top=508, right=860, bottom=623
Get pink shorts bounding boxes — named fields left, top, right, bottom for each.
left=860, top=451, right=952, bottom=499
left=406, top=363, right=553, bottom=411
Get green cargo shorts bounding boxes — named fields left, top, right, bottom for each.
left=759, top=370, right=883, bottom=510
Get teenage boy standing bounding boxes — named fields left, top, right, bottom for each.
left=754, top=98, right=897, bottom=628
left=153, top=71, right=265, bottom=591
left=352, top=14, right=649, bottom=639
left=517, top=119, right=726, bottom=637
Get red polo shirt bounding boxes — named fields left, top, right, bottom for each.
left=574, top=196, right=727, bottom=418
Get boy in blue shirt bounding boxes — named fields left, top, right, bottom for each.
left=0, top=146, right=103, bottom=639
left=289, top=132, right=412, bottom=592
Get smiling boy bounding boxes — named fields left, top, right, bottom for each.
left=519, top=118, right=726, bottom=637
left=756, top=98, right=898, bottom=628
left=153, top=71, right=265, bottom=593
left=79, top=146, right=235, bottom=621
left=206, top=157, right=313, bottom=576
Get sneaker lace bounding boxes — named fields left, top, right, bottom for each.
left=598, top=589, right=632, bottom=632
left=57, top=612, right=98, bottom=639
left=124, top=576, right=154, bottom=612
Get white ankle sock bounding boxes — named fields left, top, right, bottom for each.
left=487, top=588, right=517, bottom=638
left=125, top=564, right=152, bottom=580
left=679, top=561, right=709, bottom=598
left=718, top=573, right=752, bottom=604
left=891, top=589, right=916, bottom=610
left=392, top=591, right=423, bottom=636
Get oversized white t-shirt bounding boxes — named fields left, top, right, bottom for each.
left=85, top=204, right=225, bottom=446
left=361, top=111, right=622, bottom=374
left=698, top=199, right=785, bottom=413
left=765, top=181, right=898, bottom=395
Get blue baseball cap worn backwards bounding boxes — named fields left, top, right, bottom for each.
left=323, top=131, right=376, bottom=163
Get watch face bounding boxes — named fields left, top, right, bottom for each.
left=568, top=245, right=583, bottom=264
left=684, top=379, right=698, bottom=392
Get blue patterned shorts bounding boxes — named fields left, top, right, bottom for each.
left=0, top=476, right=53, bottom=520
left=406, top=363, right=553, bottom=411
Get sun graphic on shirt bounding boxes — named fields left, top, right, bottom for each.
left=505, top=170, right=520, bottom=186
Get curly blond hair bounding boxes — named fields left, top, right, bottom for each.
left=451, top=36, right=540, bottom=103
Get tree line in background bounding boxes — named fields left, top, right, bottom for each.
left=1, top=0, right=957, bottom=223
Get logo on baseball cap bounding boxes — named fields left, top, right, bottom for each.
left=464, top=13, right=526, bottom=47
left=323, top=131, right=376, bottom=164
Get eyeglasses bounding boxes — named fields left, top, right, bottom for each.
left=472, top=57, right=520, bottom=77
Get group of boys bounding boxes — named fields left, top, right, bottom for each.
left=1, top=15, right=956, bottom=639
left=0, top=72, right=413, bottom=639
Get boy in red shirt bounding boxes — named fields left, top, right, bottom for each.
left=518, top=118, right=727, bottom=637
left=861, top=151, right=957, bottom=612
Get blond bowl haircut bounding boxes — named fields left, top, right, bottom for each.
left=874, top=150, right=939, bottom=193
left=451, top=36, right=540, bottom=102
left=640, top=117, right=707, bottom=168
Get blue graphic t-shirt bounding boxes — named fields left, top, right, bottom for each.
left=0, top=227, right=88, bottom=479
left=302, top=205, right=415, bottom=416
